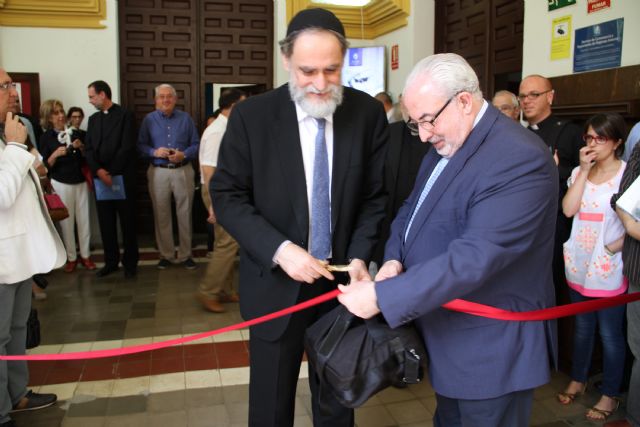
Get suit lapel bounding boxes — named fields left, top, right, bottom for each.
left=403, top=105, right=500, bottom=252
left=330, top=99, right=353, bottom=234
left=274, top=86, right=310, bottom=240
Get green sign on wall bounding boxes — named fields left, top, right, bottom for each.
left=548, top=0, right=577, bottom=11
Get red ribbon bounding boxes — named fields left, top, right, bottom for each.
left=2, top=290, right=639, bottom=361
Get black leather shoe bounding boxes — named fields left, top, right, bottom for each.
left=96, top=266, right=118, bottom=278
left=11, top=390, right=57, bottom=412
left=124, top=269, right=137, bottom=279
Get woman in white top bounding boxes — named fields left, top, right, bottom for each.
left=557, top=113, right=627, bottom=422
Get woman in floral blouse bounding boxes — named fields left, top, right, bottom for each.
left=556, top=113, right=627, bottom=421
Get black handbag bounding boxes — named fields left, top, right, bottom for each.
left=26, top=308, right=41, bottom=349
left=304, top=304, right=427, bottom=408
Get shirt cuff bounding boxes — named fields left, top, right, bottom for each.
left=7, top=142, right=28, bottom=150
left=272, top=240, right=292, bottom=265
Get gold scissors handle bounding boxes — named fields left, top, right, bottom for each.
left=326, top=264, right=352, bottom=272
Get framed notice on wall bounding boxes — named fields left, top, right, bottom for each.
left=574, top=18, right=624, bottom=73
left=548, top=0, right=576, bottom=12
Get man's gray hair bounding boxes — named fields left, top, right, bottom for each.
left=403, top=53, right=483, bottom=101
left=493, top=90, right=519, bottom=107
left=279, top=28, right=349, bottom=58
left=154, top=83, right=177, bottom=98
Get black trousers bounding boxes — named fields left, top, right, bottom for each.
left=96, top=197, right=139, bottom=272
left=248, top=276, right=354, bottom=427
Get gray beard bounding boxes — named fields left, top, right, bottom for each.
left=289, top=81, right=343, bottom=119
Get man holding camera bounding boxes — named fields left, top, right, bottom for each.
left=138, top=84, right=200, bottom=270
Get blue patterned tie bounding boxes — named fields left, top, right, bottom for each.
left=311, top=118, right=331, bottom=259
left=404, top=158, right=449, bottom=241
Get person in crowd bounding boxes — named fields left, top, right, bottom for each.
left=0, top=67, right=66, bottom=427
left=85, top=80, right=139, bottom=278
left=38, top=99, right=95, bottom=272
left=375, top=91, right=402, bottom=123
left=623, top=121, right=640, bottom=162
left=492, top=89, right=520, bottom=121
left=339, top=53, right=557, bottom=427
left=137, top=84, right=200, bottom=270
left=202, top=108, right=221, bottom=254
left=211, top=8, right=388, bottom=426
left=196, top=88, right=245, bottom=313
left=372, top=104, right=430, bottom=266
left=67, top=107, right=85, bottom=133
left=519, top=74, right=585, bottom=325
left=611, top=142, right=640, bottom=427
left=558, top=113, right=628, bottom=421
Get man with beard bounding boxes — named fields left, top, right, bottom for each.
left=211, top=8, right=388, bottom=427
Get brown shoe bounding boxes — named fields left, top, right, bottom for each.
left=196, top=293, right=225, bottom=313
left=219, top=293, right=240, bottom=303
left=79, top=257, right=97, bottom=270
left=63, top=260, right=77, bottom=273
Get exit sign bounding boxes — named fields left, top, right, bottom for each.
left=548, top=0, right=577, bottom=11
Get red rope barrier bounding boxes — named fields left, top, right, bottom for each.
left=2, top=290, right=639, bottom=361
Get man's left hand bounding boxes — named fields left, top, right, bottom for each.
left=168, top=150, right=185, bottom=163
left=337, top=280, right=380, bottom=319
left=347, top=258, right=371, bottom=282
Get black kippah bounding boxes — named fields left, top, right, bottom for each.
left=286, top=8, right=345, bottom=38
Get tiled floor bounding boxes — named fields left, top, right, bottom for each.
left=11, top=248, right=632, bottom=426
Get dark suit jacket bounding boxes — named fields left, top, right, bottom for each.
left=211, top=84, right=389, bottom=341
left=373, top=121, right=430, bottom=264
left=84, top=104, right=137, bottom=193
left=377, top=105, right=558, bottom=400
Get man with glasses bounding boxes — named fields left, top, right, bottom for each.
left=492, top=90, right=520, bottom=121
left=339, top=54, right=558, bottom=427
left=519, top=74, right=584, bottom=320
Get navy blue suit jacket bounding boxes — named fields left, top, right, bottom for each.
left=377, top=104, right=558, bottom=400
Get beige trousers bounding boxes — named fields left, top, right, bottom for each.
left=147, top=164, right=195, bottom=262
left=198, top=185, right=239, bottom=298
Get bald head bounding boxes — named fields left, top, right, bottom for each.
left=519, top=74, right=554, bottom=125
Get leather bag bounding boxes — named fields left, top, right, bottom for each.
left=304, top=304, right=427, bottom=408
left=44, top=193, right=69, bottom=222
left=26, top=308, right=41, bottom=349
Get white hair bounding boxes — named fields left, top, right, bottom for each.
left=154, top=83, right=177, bottom=97
left=403, top=53, right=482, bottom=101
left=492, top=90, right=519, bottom=108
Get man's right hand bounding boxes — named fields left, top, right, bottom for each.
left=96, top=168, right=112, bottom=186
left=275, top=243, right=335, bottom=284
left=374, top=260, right=403, bottom=281
left=4, top=112, right=27, bottom=144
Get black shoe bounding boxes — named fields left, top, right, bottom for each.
left=96, top=265, right=118, bottom=278
left=124, top=269, right=137, bottom=278
left=183, top=258, right=197, bottom=270
left=0, top=420, right=16, bottom=427
left=10, top=390, right=57, bottom=413
left=157, top=259, right=171, bottom=270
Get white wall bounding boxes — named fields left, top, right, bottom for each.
left=523, top=0, right=640, bottom=78
left=273, top=0, right=435, bottom=101
left=0, top=0, right=119, bottom=128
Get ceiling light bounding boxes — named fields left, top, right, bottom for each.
left=312, top=0, right=372, bottom=7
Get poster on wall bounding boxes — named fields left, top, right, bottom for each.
left=551, top=15, right=572, bottom=60
left=588, top=0, right=611, bottom=14
left=548, top=0, right=576, bottom=12
left=574, top=18, right=624, bottom=73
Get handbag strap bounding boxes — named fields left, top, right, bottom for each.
left=316, top=307, right=355, bottom=370
left=402, top=348, right=422, bottom=384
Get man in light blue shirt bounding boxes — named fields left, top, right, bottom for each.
left=137, top=84, right=200, bottom=269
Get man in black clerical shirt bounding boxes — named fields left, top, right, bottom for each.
left=84, top=80, right=139, bottom=278
left=519, top=74, right=584, bottom=330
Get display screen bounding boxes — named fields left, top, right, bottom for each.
left=341, top=46, right=385, bottom=97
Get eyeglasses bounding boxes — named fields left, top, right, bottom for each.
left=583, top=134, right=610, bottom=145
left=517, top=89, right=552, bottom=101
left=0, top=82, right=17, bottom=91
left=406, top=94, right=456, bottom=134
